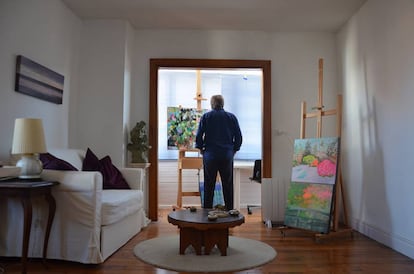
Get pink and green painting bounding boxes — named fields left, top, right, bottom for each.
left=291, top=137, right=339, bottom=185
left=284, top=137, right=340, bottom=233
left=167, top=107, right=206, bottom=150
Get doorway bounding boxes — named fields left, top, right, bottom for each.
left=148, top=59, right=272, bottom=221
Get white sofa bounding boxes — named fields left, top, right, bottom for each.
left=0, top=149, right=149, bottom=264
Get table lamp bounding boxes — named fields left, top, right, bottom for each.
left=11, top=118, right=47, bottom=179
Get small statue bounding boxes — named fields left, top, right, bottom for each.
left=127, top=121, right=151, bottom=163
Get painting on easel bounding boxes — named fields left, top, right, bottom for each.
left=167, top=107, right=206, bottom=150
left=284, top=137, right=340, bottom=233
left=291, top=137, right=339, bottom=184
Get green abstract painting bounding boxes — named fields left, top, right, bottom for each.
left=167, top=107, right=206, bottom=150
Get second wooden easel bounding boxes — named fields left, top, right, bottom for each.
left=300, top=58, right=351, bottom=238
left=279, top=58, right=352, bottom=239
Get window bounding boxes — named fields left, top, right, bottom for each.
left=158, top=69, right=262, bottom=160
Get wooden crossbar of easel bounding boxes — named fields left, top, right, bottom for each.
left=299, top=58, right=351, bottom=238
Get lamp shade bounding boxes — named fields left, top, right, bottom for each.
left=11, top=118, right=47, bottom=154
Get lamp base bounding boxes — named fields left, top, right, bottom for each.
left=16, top=154, right=43, bottom=179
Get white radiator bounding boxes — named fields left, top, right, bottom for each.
left=261, top=177, right=289, bottom=227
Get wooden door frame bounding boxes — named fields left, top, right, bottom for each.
left=148, top=58, right=272, bottom=221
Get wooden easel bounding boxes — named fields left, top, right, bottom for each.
left=300, top=58, right=352, bottom=238
left=175, top=70, right=206, bottom=209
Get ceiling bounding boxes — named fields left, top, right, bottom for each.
left=62, top=0, right=367, bottom=32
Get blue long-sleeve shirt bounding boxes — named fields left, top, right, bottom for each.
left=195, top=109, right=242, bottom=160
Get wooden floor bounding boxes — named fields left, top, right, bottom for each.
left=2, top=208, right=414, bottom=274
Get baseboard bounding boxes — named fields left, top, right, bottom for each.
left=352, top=218, right=414, bottom=259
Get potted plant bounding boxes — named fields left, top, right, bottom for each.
left=127, top=121, right=151, bottom=163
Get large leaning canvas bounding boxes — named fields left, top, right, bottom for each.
left=284, top=137, right=340, bottom=233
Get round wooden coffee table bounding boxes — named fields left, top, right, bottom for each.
left=168, top=208, right=244, bottom=256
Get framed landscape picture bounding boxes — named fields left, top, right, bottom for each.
left=284, top=137, right=340, bottom=233
left=15, top=55, right=64, bottom=104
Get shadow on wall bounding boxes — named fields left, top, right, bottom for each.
left=357, top=59, right=389, bottom=237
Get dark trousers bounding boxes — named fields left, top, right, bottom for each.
left=202, top=157, right=234, bottom=210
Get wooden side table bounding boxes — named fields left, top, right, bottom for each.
left=0, top=179, right=59, bottom=274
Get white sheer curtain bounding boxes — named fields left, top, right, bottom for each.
left=158, top=69, right=262, bottom=160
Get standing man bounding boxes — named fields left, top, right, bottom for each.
left=196, top=95, right=242, bottom=210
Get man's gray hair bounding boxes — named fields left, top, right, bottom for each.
left=210, top=95, right=224, bottom=110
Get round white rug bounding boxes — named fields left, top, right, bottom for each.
left=133, top=235, right=277, bottom=272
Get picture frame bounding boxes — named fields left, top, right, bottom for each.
left=15, top=55, right=64, bottom=104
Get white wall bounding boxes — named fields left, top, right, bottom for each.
left=0, top=0, right=81, bottom=162
left=337, top=0, right=414, bottom=259
left=122, top=24, right=135, bottom=166
left=74, top=20, right=130, bottom=165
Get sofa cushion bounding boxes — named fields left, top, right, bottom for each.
left=101, top=189, right=143, bottom=226
left=83, top=148, right=130, bottom=189
left=47, top=149, right=85, bottom=170
left=99, top=156, right=130, bottom=189
left=40, top=153, right=78, bottom=171
left=82, top=147, right=100, bottom=171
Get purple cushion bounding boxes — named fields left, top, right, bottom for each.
left=99, top=156, right=130, bottom=189
left=82, top=148, right=101, bottom=172
left=82, top=148, right=130, bottom=189
left=40, top=153, right=78, bottom=171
